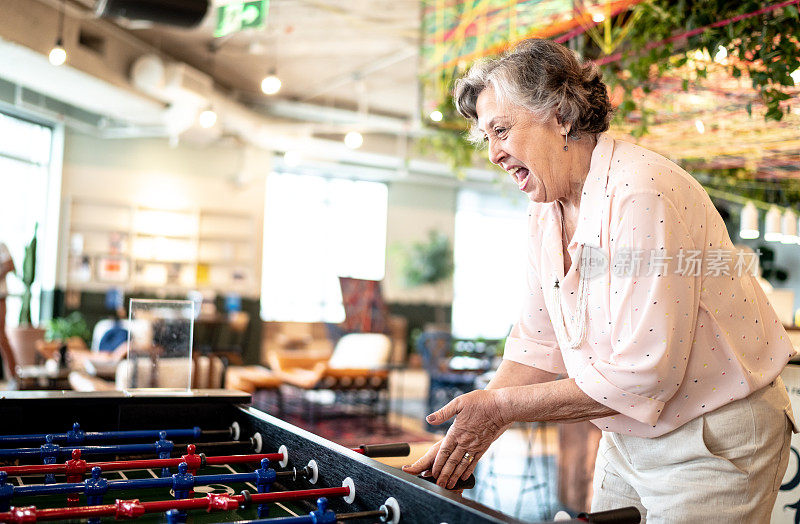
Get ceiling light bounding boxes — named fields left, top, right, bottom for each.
left=592, top=12, right=605, bottom=23
left=764, top=206, right=783, bottom=242
left=283, top=150, right=302, bottom=167
left=429, top=110, right=443, bottom=122
left=48, top=40, right=66, bottom=66
left=782, top=209, right=798, bottom=244
left=344, top=131, right=363, bottom=149
left=50, top=0, right=67, bottom=67
left=739, top=201, right=759, bottom=239
left=694, top=119, right=705, bottom=134
left=261, top=74, right=281, bottom=95
left=713, top=46, right=727, bottom=63
left=198, top=109, right=217, bottom=128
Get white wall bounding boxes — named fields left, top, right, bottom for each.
left=60, top=131, right=269, bottom=295
left=61, top=131, right=463, bottom=307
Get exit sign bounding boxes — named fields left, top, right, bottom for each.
left=214, top=1, right=268, bottom=38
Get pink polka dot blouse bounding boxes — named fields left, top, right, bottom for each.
left=503, top=133, right=796, bottom=437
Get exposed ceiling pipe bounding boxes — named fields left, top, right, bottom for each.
left=301, top=47, right=418, bottom=102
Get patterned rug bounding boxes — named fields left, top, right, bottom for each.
left=251, top=387, right=435, bottom=448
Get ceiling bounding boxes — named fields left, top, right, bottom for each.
left=80, top=0, right=423, bottom=119
left=2, top=0, right=798, bottom=183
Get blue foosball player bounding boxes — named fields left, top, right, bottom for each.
left=66, top=422, right=85, bottom=445
left=84, top=466, right=108, bottom=524
left=311, top=498, right=337, bottom=524
left=40, top=435, right=59, bottom=484
left=0, top=471, right=12, bottom=512
left=171, top=461, right=193, bottom=521
left=156, top=431, right=174, bottom=477
left=165, top=508, right=186, bottom=524
left=255, top=457, right=277, bottom=519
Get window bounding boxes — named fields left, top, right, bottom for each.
left=261, top=172, right=388, bottom=322
left=0, top=111, right=57, bottom=326
left=452, top=189, right=529, bottom=339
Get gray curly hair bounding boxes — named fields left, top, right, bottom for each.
left=454, top=38, right=613, bottom=144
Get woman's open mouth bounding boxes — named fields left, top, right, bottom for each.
left=509, top=166, right=530, bottom=190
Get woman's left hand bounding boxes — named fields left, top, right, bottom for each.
left=403, top=389, right=511, bottom=489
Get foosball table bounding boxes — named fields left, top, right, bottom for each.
left=0, top=390, right=639, bottom=523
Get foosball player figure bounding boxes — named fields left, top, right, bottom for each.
left=156, top=431, right=174, bottom=477
left=311, top=497, right=337, bottom=524
left=182, top=444, right=202, bottom=477
left=171, top=462, right=193, bottom=522
left=255, top=457, right=277, bottom=519
left=0, top=471, right=12, bottom=512
left=84, top=466, right=108, bottom=524
left=41, top=435, right=59, bottom=484
left=165, top=508, right=185, bottom=524
left=66, top=422, right=85, bottom=445
left=65, top=448, right=87, bottom=506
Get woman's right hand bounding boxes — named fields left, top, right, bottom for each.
left=401, top=438, right=442, bottom=478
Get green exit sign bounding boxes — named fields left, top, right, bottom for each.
left=214, top=1, right=268, bottom=38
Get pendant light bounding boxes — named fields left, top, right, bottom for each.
left=782, top=209, right=798, bottom=244
left=260, top=71, right=281, bottom=95
left=739, top=201, right=759, bottom=239
left=764, top=206, right=783, bottom=242
left=48, top=0, right=67, bottom=66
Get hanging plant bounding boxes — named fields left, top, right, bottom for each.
left=419, top=1, right=800, bottom=159
left=593, top=1, right=800, bottom=133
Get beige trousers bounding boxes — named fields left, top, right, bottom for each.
left=591, top=377, right=795, bottom=523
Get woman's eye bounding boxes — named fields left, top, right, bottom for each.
left=494, top=127, right=507, bottom=137
left=482, top=135, right=489, bottom=143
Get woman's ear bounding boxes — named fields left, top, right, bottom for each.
left=551, top=115, right=569, bottom=136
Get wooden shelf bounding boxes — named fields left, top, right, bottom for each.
left=64, top=196, right=259, bottom=294
left=198, top=235, right=253, bottom=243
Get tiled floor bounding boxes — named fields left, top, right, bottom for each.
left=390, top=368, right=565, bottom=522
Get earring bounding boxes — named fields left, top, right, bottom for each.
left=563, top=134, right=569, bottom=151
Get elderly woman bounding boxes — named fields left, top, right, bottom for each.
left=403, top=38, right=796, bottom=522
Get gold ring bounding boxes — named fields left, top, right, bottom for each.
left=462, top=452, right=473, bottom=463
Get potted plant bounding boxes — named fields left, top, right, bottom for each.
left=7, top=224, right=44, bottom=367
left=39, top=311, right=91, bottom=360
left=398, top=230, right=454, bottom=329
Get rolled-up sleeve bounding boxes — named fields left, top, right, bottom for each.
left=504, top=227, right=565, bottom=374
left=575, top=189, right=700, bottom=426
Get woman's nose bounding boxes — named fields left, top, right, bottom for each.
left=488, top=139, right=504, bottom=165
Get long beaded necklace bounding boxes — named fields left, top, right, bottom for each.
left=551, top=217, right=590, bottom=349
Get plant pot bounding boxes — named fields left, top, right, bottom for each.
left=7, top=326, right=45, bottom=367
left=407, top=353, right=423, bottom=369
